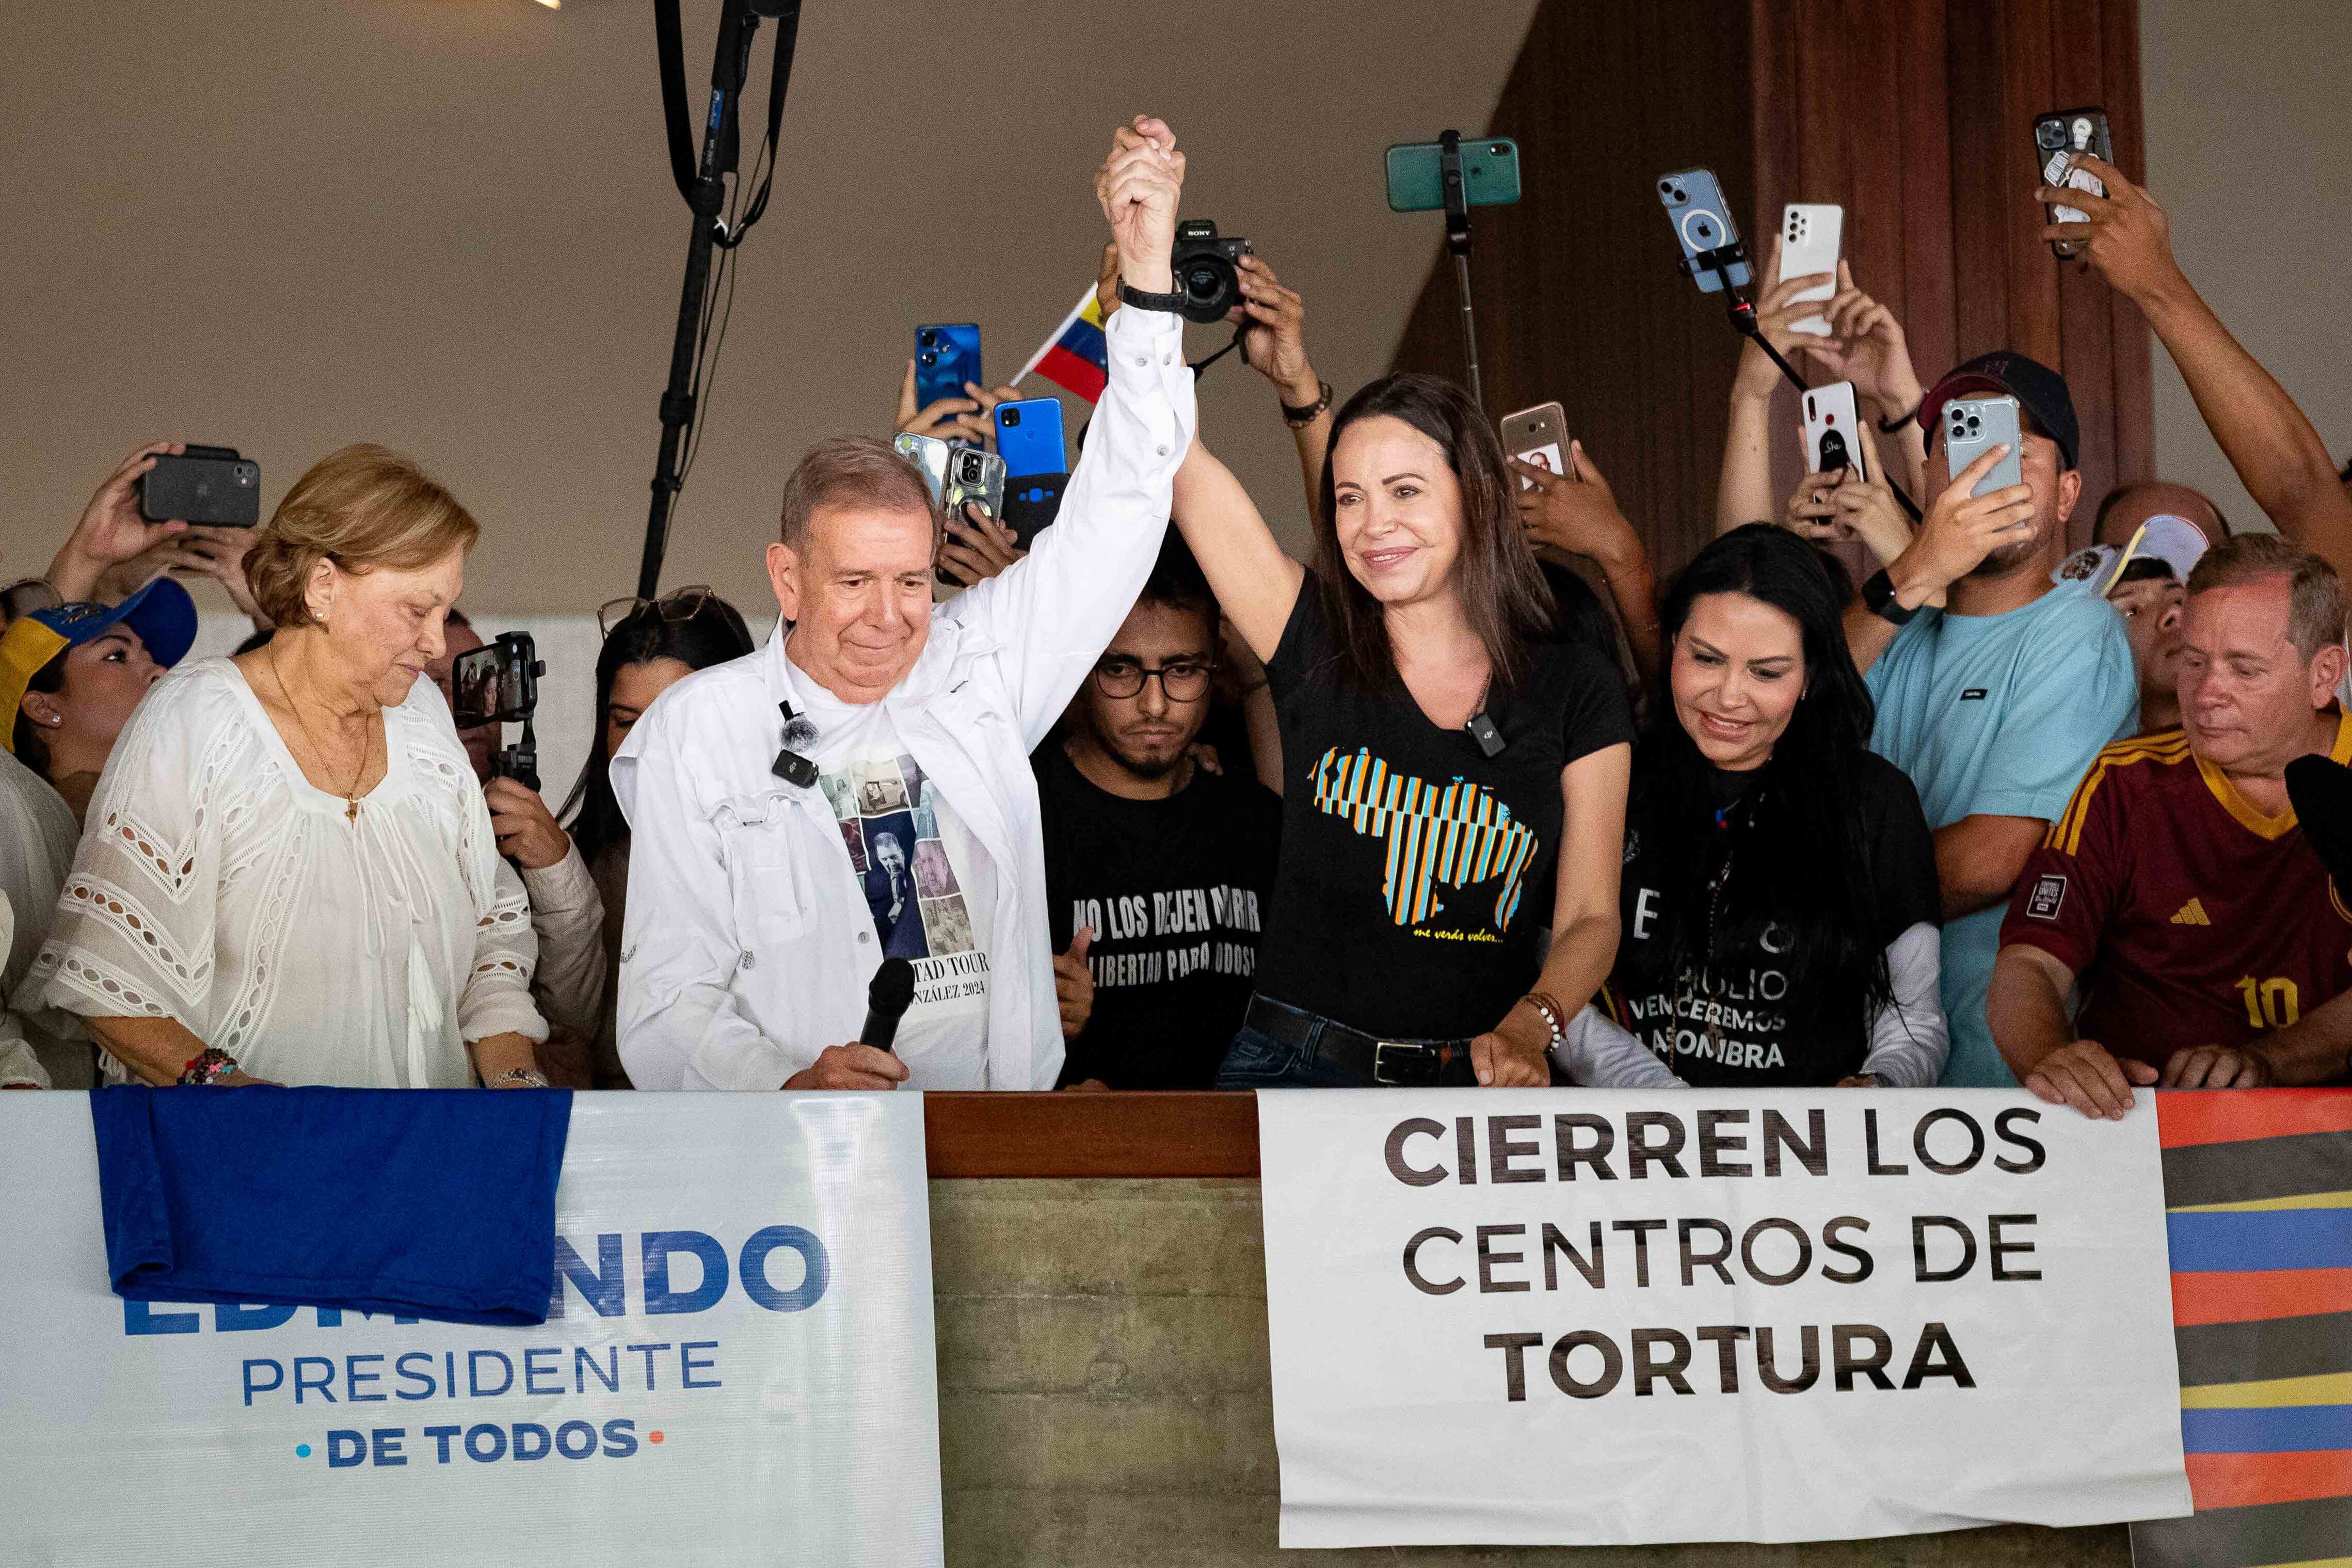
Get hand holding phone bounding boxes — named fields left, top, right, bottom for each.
left=1777, top=204, right=1843, bottom=336
left=1499, top=402, right=1569, bottom=491
left=2034, top=109, right=2113, bottom=259
left=1942, top=395, right=2023, bottom=498
left=1802, top=383, right=1868, bottom=482
left=914, top=325, right=982, bottom=412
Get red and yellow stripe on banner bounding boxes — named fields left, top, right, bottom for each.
left=2131, top=1091, right=2352, bottom=1568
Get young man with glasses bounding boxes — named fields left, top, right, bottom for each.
left=1036, top=536, right=1280, bottom=1089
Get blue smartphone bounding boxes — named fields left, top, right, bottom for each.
left=994, top=398, right=1068, bottom=478
left=1943, top=395, right=2025, bottom=498
left=914, top=323, right=981, bottom=411
left=1657, top=169, right=1750, bottom=291
left=1384, top=137, right=1522, bottom=212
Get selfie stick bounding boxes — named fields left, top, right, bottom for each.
left=1439, top=131, right=1484, bottom=410
left=635, top=0, right=804, bottom=600
left=1688, top=241, right=1924, bottom=523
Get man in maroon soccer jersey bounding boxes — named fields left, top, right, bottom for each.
left=1988, top=535, right=2352, bottom=1118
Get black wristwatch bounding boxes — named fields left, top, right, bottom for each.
left=1118, top=280, right=1186, bottom=314
left=1863, top=567, right=1921, bottom=626
left=1877, top=403, right=1921, bottom=434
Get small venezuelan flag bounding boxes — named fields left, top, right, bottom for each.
left=1015, top=285, right=1110, bottom=403
left=2131, top=1089, right=2352, bottom=1567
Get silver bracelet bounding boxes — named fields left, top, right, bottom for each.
left=490, top=1067, right=551, bottom=1089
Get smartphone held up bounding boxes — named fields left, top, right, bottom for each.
left=141, top=445, right=261, bottom=527
left=2034, top=107, right=2113, bottom=259
left=1499, top=402, right=1570, bottom=490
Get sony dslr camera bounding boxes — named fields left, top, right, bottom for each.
left=1170, top=218, right=1252, bottom=324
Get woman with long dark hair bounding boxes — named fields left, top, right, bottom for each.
left=1173, top=372, right=1634, bottom=1088
left=1565, top=524, right=1947, bottom=1087
left=560, top=588, right=754, bottom=1086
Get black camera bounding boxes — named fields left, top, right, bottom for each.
left=1170, top=218, right=1252, bottom=324
left=452, top=630, right=545, bottom=790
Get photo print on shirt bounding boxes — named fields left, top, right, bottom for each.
left=822, top=750, right=980, bottom=970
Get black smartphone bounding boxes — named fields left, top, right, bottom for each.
left=452, top=632, right=541, bottom=728
left=141, top=445, right=260, bottom=526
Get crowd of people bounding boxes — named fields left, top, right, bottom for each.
left=3, top=117, right=2347, bottom=1121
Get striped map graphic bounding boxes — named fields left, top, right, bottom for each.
left=2130, top=1090, right=2352, bottom=1568
left=1310, top=746, right=1540, bottom=932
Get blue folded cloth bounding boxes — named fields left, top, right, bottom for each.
left=90, top=1085, right=571, bottom=1327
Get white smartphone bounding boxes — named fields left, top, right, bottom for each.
left=1778, top=203, right=1843, bottom=336
left=1499, top=401, right=1570, bottom=491
left=1943, top=394, right=2024, bottom=497
left=1801, top=381, right=1868, bottom=481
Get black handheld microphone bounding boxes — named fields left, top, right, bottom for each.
left=859, top=957, right=917, bottom=1053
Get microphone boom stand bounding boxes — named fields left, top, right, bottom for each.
left=636, top=0, right=803, bottom=600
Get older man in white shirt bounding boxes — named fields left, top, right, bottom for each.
left=614, top=116, right=1196, bottom=1092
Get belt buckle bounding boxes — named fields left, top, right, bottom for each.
left=1372, top=1041, right=1419, bottom=1086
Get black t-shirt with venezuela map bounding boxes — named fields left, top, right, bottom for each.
left=1251, top=581, right=1634, bottom=1042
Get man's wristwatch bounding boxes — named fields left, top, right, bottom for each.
left=1117, top=280, right=1186, bottom=314
left=1863, top=567, right=1921, bottom=627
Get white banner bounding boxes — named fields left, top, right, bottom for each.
left=0, top=1093, right=943, bottom=1566
left=1256, top=1088, right=2190, bottom=1548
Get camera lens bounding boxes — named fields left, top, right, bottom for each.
left=1491, top=143, right=1508, bottom=156
left=2036, top=121, right=2065, bottom=150
left=1002, top=407, right=1020, bottom=427
left=1659, top=179, right=1673, bottom=194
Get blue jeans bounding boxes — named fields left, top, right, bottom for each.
left=1214, top=1022, right=1376, bottom=1089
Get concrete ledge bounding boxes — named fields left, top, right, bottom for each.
left=930, top=1178, right=2132, bottom=1566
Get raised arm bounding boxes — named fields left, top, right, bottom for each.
left=1229, top=252, right=1332, bottom=522
left=947, top=117, right=1197, bottom=750
left=1716, top=234, right=1824, bottom=532
left=1169, top=438, right=1304, bottom=664
left=1511, top=442, right=1660, bottom=689
left=2051, top=154, right=2352, bottom=575
left=47, top=441, right=193, bottom=602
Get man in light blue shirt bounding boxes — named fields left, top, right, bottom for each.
left=1841, top=353, right=2137, bottom=1085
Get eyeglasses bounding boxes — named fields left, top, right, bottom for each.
left=1092, top=656, right=1213, bottom=701
left=598, top=585, right=714, bottom=639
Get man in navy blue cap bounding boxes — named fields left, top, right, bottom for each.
left=1839, top=350, right=2138, bottom=1087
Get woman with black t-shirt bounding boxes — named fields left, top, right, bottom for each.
left=1172, top=373, right=1634, bottom=1089
left=1564, top=525, right=1948, bottom=1088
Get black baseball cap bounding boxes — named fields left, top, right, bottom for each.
left=1919, top=350, right=2080, bottom=471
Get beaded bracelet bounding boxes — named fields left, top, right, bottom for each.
left=176, top=1047, right=239, bottom=1086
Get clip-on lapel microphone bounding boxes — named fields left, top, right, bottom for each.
left=772, top=701, right=819, bottom=788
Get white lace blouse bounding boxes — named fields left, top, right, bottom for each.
left=32, top=658, right=547, bottom=1086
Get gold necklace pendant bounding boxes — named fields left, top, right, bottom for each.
left=346, top=797, right=360, bottom=824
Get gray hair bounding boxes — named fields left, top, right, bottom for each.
left=777, top=436, right=940, bottom=555
left=2185, top=533, right=2347, bottom=661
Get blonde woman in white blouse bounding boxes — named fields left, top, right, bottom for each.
left=34, top=445, right=548, bottom=1089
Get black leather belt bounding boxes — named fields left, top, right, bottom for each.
left=1244, top=996, right=1475, bottom=1087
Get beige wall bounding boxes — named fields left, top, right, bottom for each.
left=0, top=0, right=1537, bottom=617
left=2140, top=0, right=2352, bottom=529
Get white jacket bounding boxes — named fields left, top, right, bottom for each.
left=612, top=305, right=1195, bottom=1092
